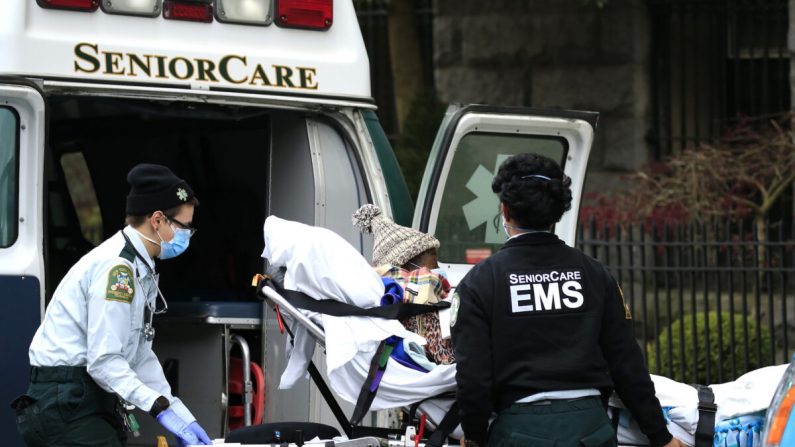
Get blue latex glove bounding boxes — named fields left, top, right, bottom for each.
left=187, top=421, right=212, bottom=445
left=170, top=421, right=213, bottom=446
left=156, top=408, right=199, bottom=446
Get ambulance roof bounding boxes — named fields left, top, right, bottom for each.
left=0, top=0, right=372, bottom=102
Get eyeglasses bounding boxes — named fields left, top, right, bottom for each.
left=166, top=216, right=197, bottom=237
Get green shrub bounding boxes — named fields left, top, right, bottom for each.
left=646, top=311, right=773, bottom=384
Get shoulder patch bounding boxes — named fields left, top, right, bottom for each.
left=106, top=264, right=135, bottom=303
left=449, top=292, right=460, bottom=327
left=618, top=283, right=632, bottom=320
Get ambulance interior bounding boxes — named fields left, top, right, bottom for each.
left=46, top=96, right=269, bottom=300
left=46, top=95, right=371, bottom=296
left=43, top=94, right=373, bottom=438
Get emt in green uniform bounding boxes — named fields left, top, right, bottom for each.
left=450, top=154, right=685, bottom=447
left=12, top=164, right=211, bottom=446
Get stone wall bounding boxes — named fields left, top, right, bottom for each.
left=433, top=0, right=652, bottom=193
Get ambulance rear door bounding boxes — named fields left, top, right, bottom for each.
left=413, top=104, right=598, bottom=285
left=0, top=78, right=46, bottom=447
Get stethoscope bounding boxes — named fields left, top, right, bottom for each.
left=121, top=231, right=168, bottom=342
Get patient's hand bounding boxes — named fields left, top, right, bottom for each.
left=663, top=438, right=687, bottom=447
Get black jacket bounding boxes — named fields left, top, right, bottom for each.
left=450, top=232, right=672, bottom=447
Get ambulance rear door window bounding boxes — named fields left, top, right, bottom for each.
left=0, top=107, right=19, bottom=247
left=435, top=132, right=567, bottom=264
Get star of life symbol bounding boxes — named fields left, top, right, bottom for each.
left=462, top=154, right=511, bottom=244
left=176, top=188, right=188, bottom=201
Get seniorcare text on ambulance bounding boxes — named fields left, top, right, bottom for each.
left=73, top=43, right=319, bottom=90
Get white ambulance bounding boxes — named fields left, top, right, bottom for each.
left=0, top=0, right=596, bottom=445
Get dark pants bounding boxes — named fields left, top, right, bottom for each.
left=13, top=366, right=127, bottom=447
left=488, top=396, right=617, bottom=447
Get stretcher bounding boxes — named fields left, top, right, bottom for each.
left=222, top=216, right=787, bottom=447
left=256, top=269, right=461, bottom=444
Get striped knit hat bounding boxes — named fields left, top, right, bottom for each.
left=352, top=204, right=440, bottom=267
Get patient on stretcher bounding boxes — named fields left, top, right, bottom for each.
left=353, top=204, right=455, bottom=366
left=260, top=214, right=458, bottom=412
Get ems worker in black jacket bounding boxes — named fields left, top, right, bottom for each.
left=450, top=154, right=684, bottom=447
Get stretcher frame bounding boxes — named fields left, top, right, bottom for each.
left=259, top=282, right=442, bottom=441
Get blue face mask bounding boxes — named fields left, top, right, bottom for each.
left=157, top=225, right=192, bottom=260
left=431, top=268, right=448, bottom=281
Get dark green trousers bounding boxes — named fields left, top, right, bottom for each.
left=14, top=366, right=127, bottom=447
left=487, top=396, right=617, bottom=447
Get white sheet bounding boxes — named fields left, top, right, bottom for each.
left=261, top=216, right=456, bottom=405
left=711, top=364, right=788, bottom=421
left=610, top=364, right=788, bottom=446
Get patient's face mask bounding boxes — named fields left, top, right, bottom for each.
left=406, top=261, right=423, bottom=271
left=431, top=268, right=448, bottom=281
left=431, top=268, right=451, bottom=294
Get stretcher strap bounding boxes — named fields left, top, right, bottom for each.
left=350, top=339, right=392, bottom=426
left=694, top=385, right=716, bottom=447
left=261, top=278, right=450, bottom=320
left=306, top=360, right=353, bottom=438
left=610, top=407, right=620, bottom=435
left=405, top=401, right=423, bottom=431
left=403, top=392, right=458, bottom=434
left=426, top=401, right=460, bottom=447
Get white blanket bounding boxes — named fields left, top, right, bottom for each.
left=261, top=216, right=457, bottom=409
left=610, top=364, right=788, bottom=446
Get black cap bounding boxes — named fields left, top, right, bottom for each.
left=126, top=163, right=195, bottom=216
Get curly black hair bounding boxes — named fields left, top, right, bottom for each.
left=491, top=153, right=573, bottom=230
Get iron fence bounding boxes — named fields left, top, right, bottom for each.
left=577, top=216, right=795, bottom=384
left=649, top=0, right=790, bottom=158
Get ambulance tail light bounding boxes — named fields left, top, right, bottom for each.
left=215, top=0, right=272, bottom=25
left=37, top=0, right=99, bottom=11
left=101, top=0, right=162, bottom=17
left=763, top=356, right=795, bottom=446
left=276, top=0, right=332, bottom=30
left=163, top=0, right=214, bottom=22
